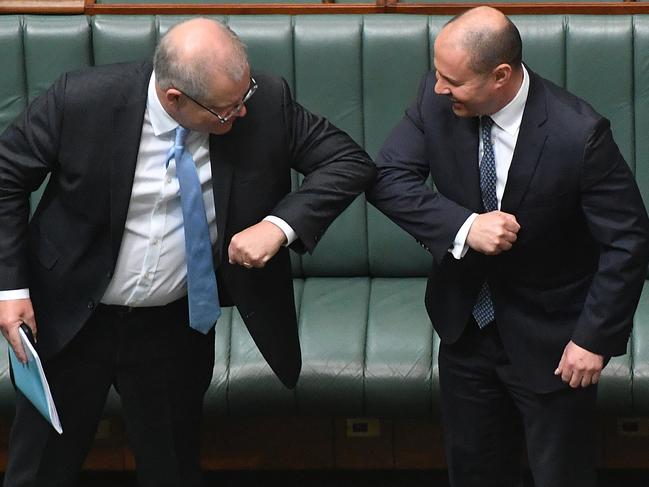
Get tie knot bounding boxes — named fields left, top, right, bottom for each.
left=480, top=116, right=494, bottom=132
left=175, top=125, right=188, bottom=148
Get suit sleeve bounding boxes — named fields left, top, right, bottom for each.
left=0, top=74, right=64, bottom=290
left=268, top=80, right=376, bottom=254
left=366, top=74, right=473, bottom=264
left=571, top=119, right=649, bottom=356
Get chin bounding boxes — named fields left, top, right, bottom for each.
left=451, top=104, right=468, bottom=117
left=452, top=103, right=480, bottom=118
left=211, top=124, right=234, bottom=136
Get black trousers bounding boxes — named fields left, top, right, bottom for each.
left=4, top=298, right=215, bottom=487
left=438, top=321, right=598, bottom=487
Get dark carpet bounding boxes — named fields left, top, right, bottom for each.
left=61, top=469, right=649, bottom=486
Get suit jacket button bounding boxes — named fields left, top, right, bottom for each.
left=87, top=300, right=96, bottom=310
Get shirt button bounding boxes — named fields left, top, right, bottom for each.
left=166, top=176, right=172, bottom=184
left=146, top=272, right=153, bottom=279
left=152, top=239, right=159, bottom=246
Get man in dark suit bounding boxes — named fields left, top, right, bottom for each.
left=0, top=18, right=375, bottom=487
left=367, top=7, right=649, bottom=487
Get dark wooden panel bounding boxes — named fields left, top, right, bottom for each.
left=393, top=419, right=445, bottom=469
left=86, top=3, right=384, bottom=14
left=200, top=417, right=334, bottom=469
left=1, top=416, right=649, bottom=471
left=334, top=418, right=394, bottom=469
left=5, top=0, right=649, bottom=15
left=388, top=2, right=649, bottom=14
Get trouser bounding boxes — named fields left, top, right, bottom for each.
left=4, top=297, right=215, bottom=487
left=439, top=321, right=598, bottom=487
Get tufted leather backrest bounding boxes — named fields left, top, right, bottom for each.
left=0, top=14, right=647, bottom=416
left=1, top=14, right=647, bottom=277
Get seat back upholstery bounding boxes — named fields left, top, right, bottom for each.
left=0, top=14, right=647, bottom=416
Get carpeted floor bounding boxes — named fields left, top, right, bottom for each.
left=45, top=469, right=648, bottom=486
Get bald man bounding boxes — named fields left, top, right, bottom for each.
left=368, top=7, right=649, bottom=487
left=0, top=19, right=375, bottom=486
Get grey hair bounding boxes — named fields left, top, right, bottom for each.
left=153, top=19, right=249, bottom=101
left=446, top=12, right=522, bottom=75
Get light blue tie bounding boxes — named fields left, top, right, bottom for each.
left=167, top=126, right=221, bottom=334
left=472, top=116, right=496, bottom=329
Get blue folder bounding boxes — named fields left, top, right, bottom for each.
left=8, top=328, right=62, bottom=434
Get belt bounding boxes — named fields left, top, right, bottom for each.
left=96, top=303, right=138, bottom=315
left=96, top=297, right=188, bottom=316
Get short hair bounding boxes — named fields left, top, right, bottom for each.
left=446, top=13, right=522, bottom=75
left=153, top=19, right=249, bottom=102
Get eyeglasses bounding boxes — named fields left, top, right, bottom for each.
left=177, top=77, right=258, bottom=124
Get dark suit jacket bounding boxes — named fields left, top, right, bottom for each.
left=368, top=68, right=649, bottom=392
left=0, top=61, right=375, bottom=388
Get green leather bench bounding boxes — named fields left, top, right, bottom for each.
left=0, top=13, right=648, bottom=464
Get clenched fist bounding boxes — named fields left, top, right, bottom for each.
left=467, top=211, right=520, bottom=255
left=228, top=220, right=287, bottom=269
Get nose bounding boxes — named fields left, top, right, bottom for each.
left=434, top=76, right=449, bottom=95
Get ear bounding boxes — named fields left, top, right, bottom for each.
left=493, top=63, right=512, bottom=87
left=164, top=87, right=183, bottom=105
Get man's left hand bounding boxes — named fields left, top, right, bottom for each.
left=228, top=220, right=287, bottom=269
left=554, top=340, right=604, bottom=388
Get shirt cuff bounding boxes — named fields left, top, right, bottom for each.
left=449, top=213, right=478, bottom=260
left=263, top=216, right=297, bottom=246
left=0, top=289, right=30, bottom=301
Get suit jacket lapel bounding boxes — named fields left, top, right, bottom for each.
left=501, top=70, right=549, bottom=213
left=209, top=134, right=235, bottom=266
left=109, top=64, right=151, bottom=264
left=452, top=116, right=482, bottom=212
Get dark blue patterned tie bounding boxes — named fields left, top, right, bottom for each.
left=472, top=116, right=496, bottom=328
left=167, top=126, right=221, bottom=334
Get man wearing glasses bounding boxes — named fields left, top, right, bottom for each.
left=172, top=76, right=258, bottom=127
left=0, top=18, right=375, bottom=486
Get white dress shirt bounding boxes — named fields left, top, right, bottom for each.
left=0, top=72, right=296, bottom=305
left=450, top=65, right=530, bottom=259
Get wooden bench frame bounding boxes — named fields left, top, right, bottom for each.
left=2, top=0, right=649, bottom=16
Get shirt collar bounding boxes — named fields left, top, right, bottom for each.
left=148, top=71, right=180, bottom=137
left=490, top=64, right=530, bottom=136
